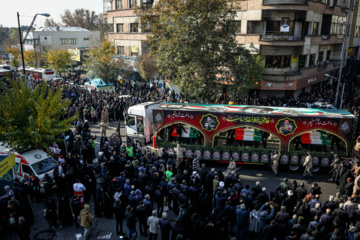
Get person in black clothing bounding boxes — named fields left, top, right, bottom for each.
left=262, top=220, right=277, bottom=240
left=44, top=198, right=57, bottom=229
left=58, top=195, right=73, bottom=226
left=71, top=195, right=82, bottom=228
left=125, top=206, right=138, bottom=239
left=136, top=201, right=148, bottom=237
left=159, top=212, right=171, bottom=240
left=18, top=216, right=30, bottom=240
left=113, top=199, right=125, bottom=236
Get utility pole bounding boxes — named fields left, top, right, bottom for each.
left=335, top=0, right=354, bottom=107
left=17, top=12, right=26, bottom=76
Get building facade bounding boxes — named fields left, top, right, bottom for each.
left=105, top=0, right=354, bottom=97
left=23, top=27, right=101, bottom=52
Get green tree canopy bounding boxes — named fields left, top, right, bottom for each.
left=85, top=39, right=126, bottom=83
left=45, top=49, right=72, bottom=77
left=136, top=0, right=263, bottom=102
left=0, top=78, right=76, bottom=151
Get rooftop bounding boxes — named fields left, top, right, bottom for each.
left=36, top=26, right=90, bottom=32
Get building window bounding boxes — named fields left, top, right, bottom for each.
left=355, top=26, right=360, bottom=38
left=299, top=55, right=306, bottom=68
left=247, top=21, right=262, bottom=34
left=69, top=38, right=77, bottom=44
left=84, top=38, right=89, bottom=41
left=309, top=54, right=316, bottom=67
left=265, top=55, right=291, bottom=68
left=318, top=51, right=324, bottom=63
left=330, top=16, right=346, bottom=35
left=117, top=46, right=125, bottom=55
left=312, top=22, right=319, bottom=35
left=233, top=21, right=241, bottom=33
left=34, top=39, right=39, bottom=45
left=130, top=23, right=139, bottom=33
left=109, top=24, right=114, bottom=33
left=117, top=24, right=124, bottom=33
left=326, top=50, right=331, bottom=61
left=116, top=0, right=123, bottom=9
left=60, top=38, right=67, bottom=45
left=128, top=0, right=137, bottom=9
left=131, top=51, right=139, bottom=57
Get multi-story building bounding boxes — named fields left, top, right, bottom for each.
left=105, top=0, right=354, bottom=98
left=23, top=26, right=101, bottom=52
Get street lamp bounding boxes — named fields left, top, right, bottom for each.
left=17, top=12, right=50, bottom=76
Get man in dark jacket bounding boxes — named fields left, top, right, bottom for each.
left=125, top=206, right=138, bottom=239
left=236, top=204, right=249, bottom=240
left=136, top=201, right=148, bottom=237
left=159, top=212, right=171, bottom=240
left=295, top=183, right=307, bottom=201
left=71, top=195, right=82, bottom=228
left=262, top=220, right=277, bottom=240
left=113, top=199, right=125, bottom=236
left=282, top=190, right=297, bottom=216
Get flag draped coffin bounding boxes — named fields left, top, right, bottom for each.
left=301, top=131, right=331, bottom=145
left=235, top=128, right=262, bottom=141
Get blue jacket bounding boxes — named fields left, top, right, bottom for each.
left=236, top=208, right=249, bottom=228
left=259, top=204, right=275, bottom=232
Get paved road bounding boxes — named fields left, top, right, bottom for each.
left=3, top=121, right=338, bottom=240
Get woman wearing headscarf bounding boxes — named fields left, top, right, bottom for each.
left=58, top=195, right=73, bottom=226
left=44, top=198, right=57, bottom=229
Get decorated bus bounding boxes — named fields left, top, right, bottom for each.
left=149, top=103, right=357, bottom=172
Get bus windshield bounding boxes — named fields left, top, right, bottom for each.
left=31, top=157, right=58, bottom=175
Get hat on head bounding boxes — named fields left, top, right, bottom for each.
left=284, top=178, right=288, bottom=182
left=192, top=171, right=197, bottom=175
left=84, top=204, right=90, bottom=209
left=262, top=187, right=266, bottom=192
left=288, top=190, right=293, bottom=196
left=219, top=181, right=225, bottom=187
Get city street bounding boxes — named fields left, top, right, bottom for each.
left=2, top=122, right=339, bottom=240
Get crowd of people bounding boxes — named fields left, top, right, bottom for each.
left=2, top=127, right=360, bottom=240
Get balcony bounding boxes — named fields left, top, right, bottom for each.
left=263, top=0, right=307, bottom=4
left=260, top=33, right=304, bottom=41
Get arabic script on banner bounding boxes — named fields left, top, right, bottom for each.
left=226, top=116, right=270, bottom=124
left=307, top=118, right=333, bottom=128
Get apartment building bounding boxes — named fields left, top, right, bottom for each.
left=105, top=0, right=353, bottom=97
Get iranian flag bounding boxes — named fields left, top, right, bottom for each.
left=235, top=128, right=262, bottom=141
left=301, top=132, right=331, bottom=145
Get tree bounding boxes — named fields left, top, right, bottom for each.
left=135, top=0, right=263, bottom=102
left=0, top=78, right=76, bottom=151
left=24, top=50, right=45, bottom=68
left=85, top=40, right=126, bottom=83
left=5, top=46, right=21, bottom=69
left=61, top=9, right=98, bottom=30
left=137, top=54, right=159, bottom=83
left=44, top=18, right=59, bottom=27
left=45, top=49, right=72, bottom=77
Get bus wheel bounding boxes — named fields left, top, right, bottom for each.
left=288, top=164, right=300, bottom=172
left=312, top=166, right=321, bottom=173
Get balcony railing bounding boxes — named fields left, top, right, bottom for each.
left=263, top=0, right=307, bottom=4
left=260, top=33, right=304, bottom=41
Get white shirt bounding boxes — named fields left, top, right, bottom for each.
left=73, top=182, right=86, bottom=192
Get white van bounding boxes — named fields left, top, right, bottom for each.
left=126, top=101, right=162, bottom=143
left=0, top=146, right=59, bottom=184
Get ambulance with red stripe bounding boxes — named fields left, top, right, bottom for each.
left=0, top=145, right=59, bottom=185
